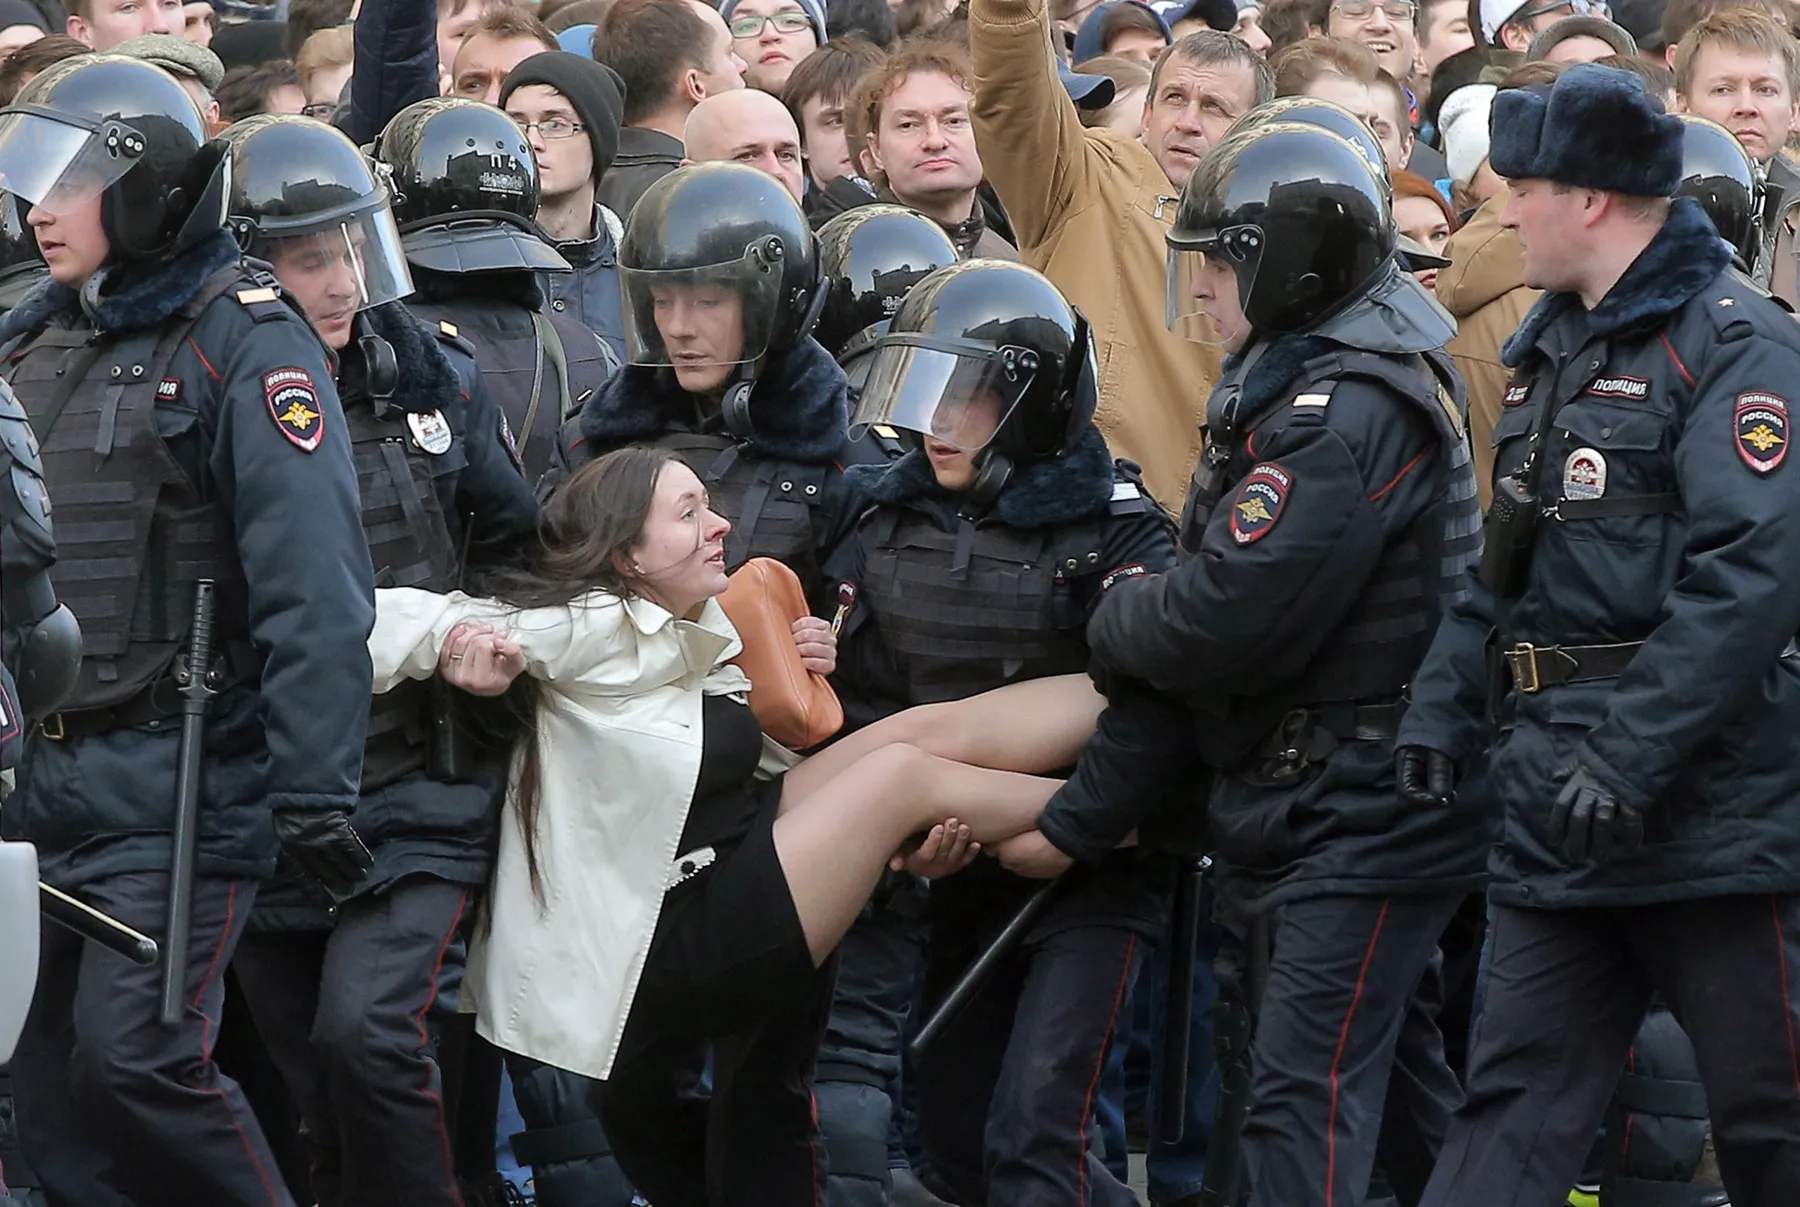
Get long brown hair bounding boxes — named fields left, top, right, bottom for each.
left=493, top=446, right=680, bottom=900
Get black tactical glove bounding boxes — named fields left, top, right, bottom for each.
left=1395, top=745, right=1456, bottom=808
left=1548, top=764, right=1644, bottom=863
left=272, top=809, right=374, bottom=900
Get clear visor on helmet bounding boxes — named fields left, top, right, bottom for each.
left=1166, top=223, right=1264, bottom=347
left=620, top=251, right=785, bottom=368
left=0, top=110, right=141, bottom=215
left=262, top=207, right=416, bottom=313
left=850, top=334, right=1037, bottom=452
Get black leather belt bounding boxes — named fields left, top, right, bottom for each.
left=39, top=678, right=184, bottom=741
left=1251, top=701, right=1405, bottom=764
left=1504, top=641, right=1642, bottom=694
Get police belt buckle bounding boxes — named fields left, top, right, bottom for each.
left=39, top=713, right=65, bottom=741
left=1505, top=642, right=1578, bottom=694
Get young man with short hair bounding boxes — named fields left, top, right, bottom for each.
left=1414, top=0, right=1471, bottom=88
left=720, top=0, right=826, bottom=97
left=1272, top=36, right=1407, bottom=170
left=1674, top=5, right=1800, bottom=302
left=450, top=5, right=555, bottom=103
left=66, top=0, right=181, bottom=50
left=855, top=43, right=1016, bottom=257
left=594, top=0, right=746, bottom=218
left=1325, top=0, right=1414, bottom=92
left=1658, top=0, right=1786, bottom=68
left=784, top=37, right=888, bottom=196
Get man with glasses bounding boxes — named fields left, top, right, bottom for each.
left=721, top=0, right=826, bottom=98
left=1325, top=0, right=1418, bottom=97
left=1480, top=0, right=1603, bottom=53
left=503, top=51, right=630, bottom=360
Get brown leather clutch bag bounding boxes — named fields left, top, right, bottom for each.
left=716, top=558, right=844, bottom=750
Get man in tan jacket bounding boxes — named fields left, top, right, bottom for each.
left=970, top=0, right=1272, bottom=504
left=1438, top=193, right=1538, bottom=508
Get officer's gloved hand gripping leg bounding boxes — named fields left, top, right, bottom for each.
left=1549, top=766, right=1644, bottom=863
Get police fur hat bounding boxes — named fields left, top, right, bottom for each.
left=1488, top=62, right=1683, bottom=197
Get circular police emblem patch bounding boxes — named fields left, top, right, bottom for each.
left=1230, top=464, right=1291, bottom=545
left=1563, top=447, right=1607, bottom=501
left=407, top=409, right=454, bottom=456
left=1736, top=392, right=1789, bottom=474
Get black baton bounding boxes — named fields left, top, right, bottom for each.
left=41, top=882, right=158, bottom=966
left=910, top=878, right=1062, bottom=1060
left=1157, top=854, right=1211, bottom=1145
left=159, top=580, right=218, bottom=1025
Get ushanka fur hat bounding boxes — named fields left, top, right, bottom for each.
left=1489, top=62, right=1683, bottom=197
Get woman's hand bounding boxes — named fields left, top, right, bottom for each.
left=791, top=616, right=837, bottom=676
left=992, top=830, right=1075, bottom=879
left=438, top=623, right=527, bottom=697
left=891, top=820, right=979, bottom=879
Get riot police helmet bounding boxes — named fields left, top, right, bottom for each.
left=853, top=260, right=1098, bottom=471
left=0, top=191, right=38, bottom=276
left=220, top=115, right=414, bottom=316
left=1228, top=97, right=1392, bottom=197
left=375, top=96, right=571, bottom=276
left=814, top=204, right=960, bottom=363
left=0, top=54, right=227, bottom=263
left=1673, top=114, right=1761, bottom=270
left=1167, top=121, right=1393, bottom=344
left=617, top=162, right=826, bottom=370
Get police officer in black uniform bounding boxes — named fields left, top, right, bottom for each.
left=831, top=258, right=1178, bottom=1205
left=375, top=97, right=617, bottom=490
left=208, top=114, right=540, bottom=1207
left=1398, top=64, right=1800, bottom=1207
left=0, top=54, right=375, bottom=1207
left=562, top=162, right=866, bottom=608
left=807, top=202, right=957, bottom=1207
left=1084, top=119, right=1488, bottom=1207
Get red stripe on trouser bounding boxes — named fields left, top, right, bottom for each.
left=193, top=883, right=285, bottom=1207
left=1324, top=899, right=1390, bottom=1207
left=411, top=890, right=470, bottom=1207
left=1077, top=935, right=1138, bottom=1204
left=1773, top=895, right=1800, bottom=1102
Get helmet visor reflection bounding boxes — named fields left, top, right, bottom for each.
left=851, top=335, right=1034, bottom=452
left=1165, top=227, right=1262, bottom=347
left=265, top=208, right=416, bottom=314
left=0, top=110, right=140, bottom=215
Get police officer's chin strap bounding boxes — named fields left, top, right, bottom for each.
left=947, top=448, right=1013, bottom=577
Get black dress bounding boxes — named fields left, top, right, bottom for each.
left=592, top=693, right=834, bottom=1207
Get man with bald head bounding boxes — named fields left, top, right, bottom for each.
left=683, top=87, right=807, bottom=201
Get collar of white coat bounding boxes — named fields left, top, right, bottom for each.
left=621, top=592, right=745, bottom=664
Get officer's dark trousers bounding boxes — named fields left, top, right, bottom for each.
left=230, top=874, right=471, bottom=1207
left=816, top=876, right=930, bottom=1205
left=503, top=1054, right=638, bottom=1207
left=916, top=917, right=1146, bottom=1206
left=11, top=872, right=295, bottom=1207
left=590, top=958, right=837, bottom=1207
left=1234, top=892, right=1462, bottom=1207
left=1421, top=895, right=1800, bottom=1207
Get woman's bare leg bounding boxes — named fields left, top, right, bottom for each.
left=781, top=674, right=1105, bottom=807
left=772, top=743, right=1061, bottom=963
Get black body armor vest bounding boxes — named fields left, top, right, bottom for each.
left=859, top=507, right=1096, bottom=705
left=10, top=269, right=255, bottom=712
left=408, top=299, right=615, bottom=487
left=343, top=390, right=461, bottom=790
left=650, top=430, right=829, bottom=593
left=1192, top=346, right=1482, bottom=714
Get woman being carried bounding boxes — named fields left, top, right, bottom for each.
left=367, top=444, right=1108, bottom=1206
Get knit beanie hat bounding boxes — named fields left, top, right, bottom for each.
left=501, top=51, right=627, bottom=186
left=1439, top=83, right=1496, bottom=185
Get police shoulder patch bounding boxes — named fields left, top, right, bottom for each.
left=1736, top=392, right=1788, bottom=474
left=1100, top=562, right=1147, bottom=591
left=265, top=367, right=324, bottom=453
left=1230, top=463, right=1291, bottom=545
